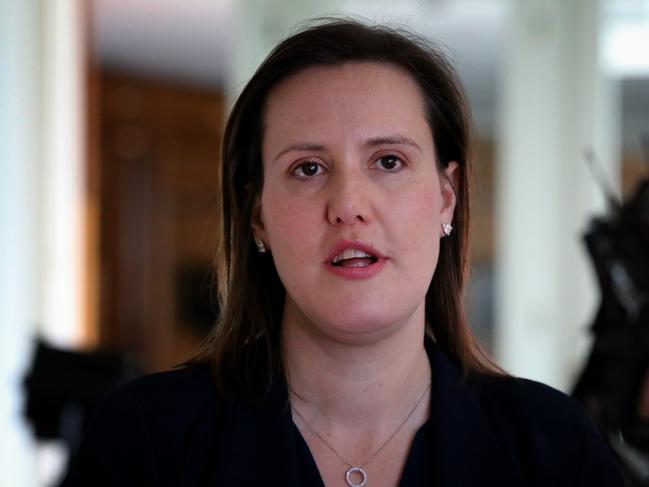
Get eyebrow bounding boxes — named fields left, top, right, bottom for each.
left=273, top=143, right=326, bottom=162
left=364, top=134, right=423, bottom=153
left=272, top=134, right=422, bottom=162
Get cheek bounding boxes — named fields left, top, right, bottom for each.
left=261, top=189, right=320, bottom=258
left=391, top=182, right=442, bottom=269
left=261, top=196, right=325, bottom=303
left=394, top=180, right=441, bottom=232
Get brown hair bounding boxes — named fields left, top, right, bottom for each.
left=189, top=18, right=500, bottom=404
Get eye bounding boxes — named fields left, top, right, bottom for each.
left=374, top=154, right=404, bottom=172
left=292, top=161, right=325, bottom=179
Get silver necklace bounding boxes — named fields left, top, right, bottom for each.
left=289, top=382, right=431, bottom=487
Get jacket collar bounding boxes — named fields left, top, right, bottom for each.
left=220, top=337, right=524, bottom=486
left=424, top=337, right=524, bottom=485
left=218, top=373, right=303, bottom=485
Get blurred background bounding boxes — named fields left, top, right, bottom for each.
left=1, top=0, right=648, bottom=485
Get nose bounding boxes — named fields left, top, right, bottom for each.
left=326, top=170, right=370, bottom=226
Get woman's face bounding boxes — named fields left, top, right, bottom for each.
left=253, top=62, right=457, bottom=343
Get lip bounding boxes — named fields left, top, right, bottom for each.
left=324, top=240, right=388, bottom=280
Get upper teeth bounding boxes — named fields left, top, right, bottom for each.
left=332, top=249, right=372, bottom=264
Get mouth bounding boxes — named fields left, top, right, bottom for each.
left=326, top=241, right=386, bottom=268
left=331, top=249, right=378, bottom=267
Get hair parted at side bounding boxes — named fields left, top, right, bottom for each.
left=187, top=18, right=502, bottom=405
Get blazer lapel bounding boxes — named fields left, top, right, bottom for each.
left=425, top=339, right=526, bottom=486
left=218, top=378, right=304, bottom=486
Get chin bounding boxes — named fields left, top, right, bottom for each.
left=315, top=305, right=419, bottom=342
left=283, top=290, right=426, bottom=344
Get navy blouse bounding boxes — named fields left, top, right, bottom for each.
left=62, top=338, right=624, bottom=486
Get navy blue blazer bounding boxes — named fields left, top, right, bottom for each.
left=62, top=339, right=624, bottom=486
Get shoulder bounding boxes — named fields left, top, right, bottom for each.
left=469, top=374, right=593, bottom=454
left=469, top=374, right=624, bottom=485
left=101, top=365, right=220, bottom=419
left=89, top=365, right=223, bottom=444
left=470, top=373, right=583, bottom=429
left=63, top=365, right=226, bottom=487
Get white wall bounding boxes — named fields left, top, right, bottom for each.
left=1, top=1, right=86, bottom=485
left=495, top=0, right=620, bottom=391
left=1, top=2, right=42, bottom=485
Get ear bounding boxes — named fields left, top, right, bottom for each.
left=250, top=196, right=268, bottom=248
left=439, top=161, right=459, bottom=230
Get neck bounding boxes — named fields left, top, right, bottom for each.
left=281, top=304, right=431, bottom=430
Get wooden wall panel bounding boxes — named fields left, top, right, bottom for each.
left=98, top=72, right=223, bottom=371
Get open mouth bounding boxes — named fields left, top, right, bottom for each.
left=331, top=249, right=379, bottom=267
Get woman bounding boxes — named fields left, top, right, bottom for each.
left=63, top=20, right=623, bottom=486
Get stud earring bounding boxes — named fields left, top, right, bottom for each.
left=442, top=223, right=453, bottom=237
left=255, top=239, right=266, bottom=253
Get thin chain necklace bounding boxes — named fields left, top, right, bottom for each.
left=289, top=382, right=431, bottom=487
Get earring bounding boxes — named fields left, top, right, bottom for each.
left=442, top=223, right=453, bottom=237
left=255, top=239, right=266, bottom=253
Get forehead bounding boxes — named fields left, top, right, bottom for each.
left=262, top=62, right=431, bottom=153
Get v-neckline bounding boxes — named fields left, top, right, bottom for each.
left=291, top=415, right=433, bottom=486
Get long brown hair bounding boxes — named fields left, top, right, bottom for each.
left=189, top=19, right=500, bottom=404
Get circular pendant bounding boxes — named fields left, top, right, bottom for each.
left=345, top=466, right=368, bottom=487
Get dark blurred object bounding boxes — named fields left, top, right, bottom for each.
left=573, top=161, right=649, bottom=485
left=23, top=340, right=140, bottom=458
left=176, top=265, right=219, bottom=336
